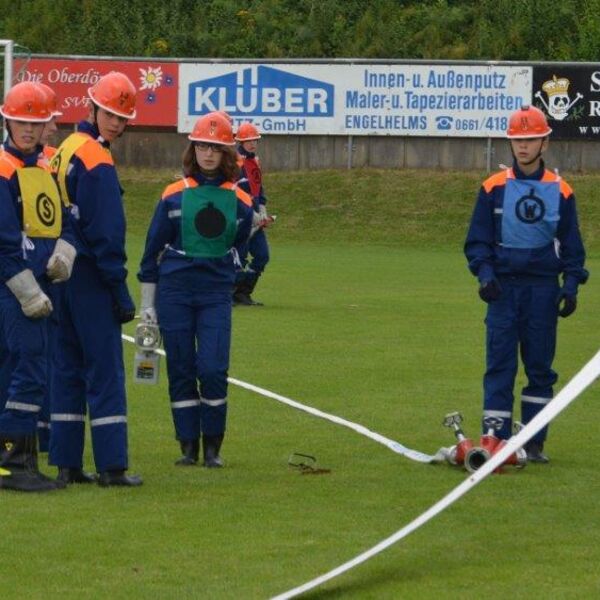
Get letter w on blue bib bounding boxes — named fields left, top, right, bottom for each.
left=501, top=178, right=560, bottom=249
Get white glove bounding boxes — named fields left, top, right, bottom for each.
left=252, top=211, right=262, bottom=227
left=46, top=238, right=77, bottom=283
left=258, top=205, right=268, bottom=221
left=6, top=269, right=53, bottom=319
left=140, top=282, right=157, bottom=324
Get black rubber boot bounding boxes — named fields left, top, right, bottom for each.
left=525, top=441, right=549, bottom=463
left=233, top=278, right=263, bottom=306
left=97, top=469, right=143, bottom=487
left=232, top=281, right=245, bottom=306
left=202, top=434, right=224, bottom=468
left=245, top=275, right=263, bottom=306
left=175, top=439, right=200, bottom=466
left=57, top=467, right=98, bottom=484
left=0, top=434, right=63, bottom=492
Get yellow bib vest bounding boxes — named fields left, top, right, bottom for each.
left=16, top=166, right=62, bottom=239
left=51, top=132, right=106, bottom=205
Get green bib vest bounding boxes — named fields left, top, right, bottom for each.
left=181, top=185, right=238, bottom=258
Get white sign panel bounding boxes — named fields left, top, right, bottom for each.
left=178, top=63, right=532, bottom=137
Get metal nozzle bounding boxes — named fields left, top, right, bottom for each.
left=482, top=415, right=504, bottom=436
left=443, top=412, right=466, bottom=440
left=464, top=447, right=491, bottom=473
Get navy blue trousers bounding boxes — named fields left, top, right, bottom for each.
left=0, top=288, right=47, bottom=436
left=49, top=258, right=129, bottom=472
left=483, top=278, right=559, bottom=443
left=158, top=271, right=231, bottom=442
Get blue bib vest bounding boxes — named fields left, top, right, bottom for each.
left=501, top=170, right=560, bottom=249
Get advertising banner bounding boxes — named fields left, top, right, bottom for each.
left=17, top=58, right=178, bottom=126
left=178, top=63, right=532, bottom=137
left=533, top=65, right=600, bottom=138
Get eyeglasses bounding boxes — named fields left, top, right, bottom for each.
left=194, top=142, right=224, bottom=153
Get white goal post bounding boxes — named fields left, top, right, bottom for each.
left=1, top=39, right=32, bottom=140
left=1, top=39, right=14, bottom=141
left=0, top=39, right=14, bottom=99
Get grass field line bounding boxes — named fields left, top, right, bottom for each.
left=271, top=348, right=600, bottom=600
left=121, top=333, right=440, bottom=464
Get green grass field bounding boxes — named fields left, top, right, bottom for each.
left=2, top=168, right=599, bottom=599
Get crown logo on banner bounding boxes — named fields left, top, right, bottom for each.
left=542, top=75, right=570, bottom=97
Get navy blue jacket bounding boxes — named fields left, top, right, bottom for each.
left=138, top=173, right=253, bottom=291
left=465, top=161, right=588, bottom=291
left=0, top=144, right=73, bottom=284
left=57, top=121, right=130, bottom=291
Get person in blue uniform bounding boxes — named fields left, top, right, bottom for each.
left=138, top=112, right=253, bottom=467
left=48, top=72, right=142, bottom=487
left=233, top=122, right=271, bottom=306
left=0, top=82, right=64, bottom=435
left=0, top=82, right=76, bottom=492
left=464, top=105, right=588, bottom=463
left=36, top=81, right=64, bottom=453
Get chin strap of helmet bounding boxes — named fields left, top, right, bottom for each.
left=510, top=137, right=546, bottom=166
left=90, top=102, right=127, bottom=139
left=4, top=120, right=12, bottom=141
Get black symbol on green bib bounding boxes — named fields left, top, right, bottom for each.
left=36, top=193, right=56, bottom=226
left=195, top=202, right=226, bottom=238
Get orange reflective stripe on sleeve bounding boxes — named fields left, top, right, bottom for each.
left=235, top=187, right=252, bottom=207
left=0, top=151, right=20, bottom=178
left=74, top=138, right=114, bottom=171
left=221, top=180, right=252, bottom=207
left=559, top=179, right=574, bottom=198
left=43, top=146, right=57, bottom=160
left=482, top=170, right=508, bottom=194
left=161, top=177, right=197, bottom=200
left=539, top=169, right=574, bottom=198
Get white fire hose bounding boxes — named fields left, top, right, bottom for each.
left=120, top=334, right=599, bottom=599
left=270, top=349, right=600, bottom=599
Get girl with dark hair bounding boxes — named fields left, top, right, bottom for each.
left=138, top=112, right=253, bottom=468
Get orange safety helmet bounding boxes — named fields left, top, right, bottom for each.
left=506, top=105, right=552, bottom=139
left=235, top=122, right=261, bottom=142
left=216, top=110, right=233, bottom=124
left=37, top=82, right=63, bottom=117
left=88, top=71, right=137, bottom=119
left=0, top=82, right=53, bottom=122
left=188, top=112, right=235, bottom=145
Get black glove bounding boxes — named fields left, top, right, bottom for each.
left=478, top=278, right=502, bottom=303
left=110, top=282, right=136, bottom=324
left=557, top=290, right=577, bottom=318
